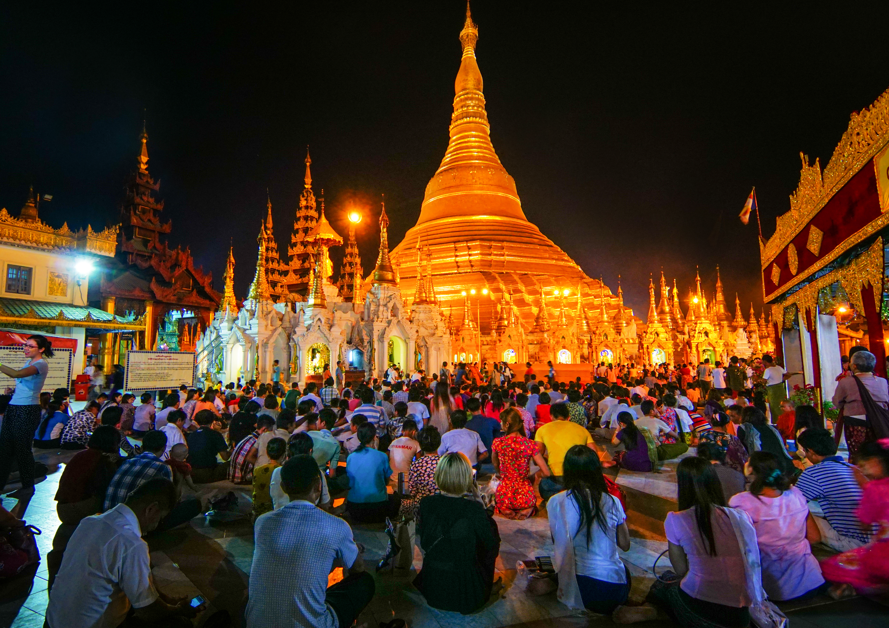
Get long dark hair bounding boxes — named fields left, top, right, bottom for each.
left=563, top=445, right=609, bottom=545
left=748, top=451, right=791, bottom=499
left=616, top=411, right=639, bottom=450
left=793, top=405, right=823, bottom=434
left=28, top=334, right=54, bottom=358
left=677, top=457, right=726, bottom=557
left=37, top=401, right=63, bottom=439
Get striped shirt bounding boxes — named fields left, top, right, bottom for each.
left=796, top=456, right=871, bottom=543
left=354, top=403, right=388, bottom=438
left=104, top=452, right=172, bottom=510
left=230, top=431, right=259, bottom=484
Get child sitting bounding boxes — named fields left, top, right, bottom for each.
left=337, top=413, right=368, bottom=454
left=388, top=419, right=420, bottom=485
left=252, top=437, right=286, bottom=518
left=166, top=443, right=197, bottom=493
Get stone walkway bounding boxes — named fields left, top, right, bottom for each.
left=1, top=443, right=887, bottom=627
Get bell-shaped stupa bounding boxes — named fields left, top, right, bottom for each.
left=391, top=4, right=617, bottom=334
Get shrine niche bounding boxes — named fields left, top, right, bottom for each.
left=306, top=342, right=330, bottom=376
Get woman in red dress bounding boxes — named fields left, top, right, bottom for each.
left=491, top=409, right=551, bottom=519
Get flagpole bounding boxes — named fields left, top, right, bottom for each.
left=753, top=187, right=763, bottom=240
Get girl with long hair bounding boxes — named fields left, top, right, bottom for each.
left=491, top=408, right=550, bottom=519
left=548, top=445, right=631, bottom=613
left=0, top=334, right=53, bottom=517
left=484, top=389, right=505, bottom=419
left=738, top=406, right=795, bottom=475
left=429, top=382, right=455, bottom=434
left=641, top=457, right=759, bottom=628
left=611, top=411, right=653, bottom=472
left=729, top=452, right=824, bottom=601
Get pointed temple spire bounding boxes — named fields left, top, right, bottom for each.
left=307, top=249, right=327, bottom=308
left=713, top=265, right=732, bottom=324
left=598, top=279, right=609, bottom=323
left=248, top=224, right=272, bottom=302
left=460, top=290, right=476, bottom=330
left=671, top=278, right=685, bottom=324
left=657, top=270, right=672, bottom=328
left=372, top=198, right=397, bottom=286
left=532, top=293, right=550, bottom=333
left=265, top=189, right=274, bottom=230
left=733, top=293, right=745, bottom=328
left=749, top=303, right=758, bottom=330
left=284, top=146, right=319, bottom=296
left=138, top=119, right=150, bottom=174
left=219, top=247, right=238, bottom=315
left=647, top=275, right=658, bottom=324
left=612, top=277, right=626, bottom=336
left=259, top=193, right=285, bottom=300
left=19, top=185, right=39, bottom=222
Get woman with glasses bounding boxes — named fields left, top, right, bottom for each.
left=0, top=335, right=54, bottom=517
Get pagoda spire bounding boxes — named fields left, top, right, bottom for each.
left=658, top=270, right=672, bottom=327
left=307, top=249, right=327, bottom=307
left=248, top=224, right=272, bottom=302
left=219, top=247, right=238, bottom=315
left=460, top=289, right=476, bottom=330
left=265, top=189, right=274, bottom=230
left=424, top=243, right=436, bottom=302
left=672, top=278, right=685, bottom=324
left=338, top=210, right=362, bottom=301
left=748, top=303, right=758, bottom=329
left=647, top=275, right=658, bottom=324
left=714, top=265, right=731, bottom=324
left=532, top=293, right=550, bottom=333
left=413, top=239, right=431, bottom=304
left=733, top=293, right=745, bottom=328
left=19, top=185, right=39, bottom=222
left=599, top=278, right=609, bottom=323
left=138, top=119, right=150, bottom=174
left=304, top=146, right=313, bottom=188
left=576, top=285, right=591, bottom=337
left=284, top=146, right=319, bottom=296
left=613, top=277, right=626, bottom=336
left=372, top=198, right=397, bottom=286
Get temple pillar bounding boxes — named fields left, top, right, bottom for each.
left=100, top=297, right=116, bottom=369
left=803, top=310, right=822, bottom=397
left=144, top=301, right=155, bottom=351
left=800, top=311, right=816, bottom=389
left=861, top=283, right=886, bottom=377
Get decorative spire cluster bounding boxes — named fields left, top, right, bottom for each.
left=248, top=225, right=272, bottom=303
left=219, top=247, right=239, bottom=315
left=337, top=211, right=362, bottom=301
left=260, top=193, right=287, bottom=300
left=284, top=147, right=319, bottom=296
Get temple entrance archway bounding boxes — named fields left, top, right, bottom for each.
left=557, top=349, right=572, bottom=364
left=388, top=336, right=407, bottom=371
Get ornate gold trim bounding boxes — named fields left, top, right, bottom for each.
left=761, top=87, right=889, bottom=268
left=0, top=208, right=118, bottom=257
left=770, top=264, right=781, bottom=287
left=806, top=225, right=824, bottom=257
left=787, top=243, right=799, bottom=276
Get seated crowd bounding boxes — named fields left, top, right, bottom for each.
left=6, top=351, right=887, bottom=627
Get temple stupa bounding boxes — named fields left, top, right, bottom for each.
left=390, top=4, right=621, bottom=333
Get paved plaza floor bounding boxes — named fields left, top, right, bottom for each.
left=1, top=441, right=887, bottom=628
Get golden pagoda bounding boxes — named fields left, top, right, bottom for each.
left=261, top=192, right=288, bottom=300
left=389, top=3, right=616, bottom=335
left=283, top=148, right=318, bottom=296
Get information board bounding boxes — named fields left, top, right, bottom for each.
left=124, top=350, right=195, bottom=392
left=0, top=329, right=77, bottom=396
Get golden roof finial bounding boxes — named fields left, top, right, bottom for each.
left=647, top=274, right=658, bottom=324
left=138, top=119, right=150, bottom=174
left=219, top=247, right=239, bottom=314
left=265, top=189, right=273, bottom=230
left=372, top=195, right=397, bottom=286
left=248, top=223, right=272, bottom=302
left=304, top=145, right=312, bottom=189
left=19, top=185, right=39, bottom=223
left=307, top=249, right=327, bottom=307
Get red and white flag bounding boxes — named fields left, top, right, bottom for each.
left=739, top=188, right=756, bottom=225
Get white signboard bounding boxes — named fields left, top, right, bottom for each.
left=0, top=347, right=74, bottom=396
left=124, top=350, right=195, bottom=392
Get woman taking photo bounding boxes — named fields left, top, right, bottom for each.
left=415, top=452, right=500, bottom=614
left=0, top=335, right=53, bottom=517
left=491, top=408, right=551, bottom=519
left=549, top=445, right=631, bottom=614
left=639, top=457, right=759, bottom=628
left=729, top=452, right=825, bottom=601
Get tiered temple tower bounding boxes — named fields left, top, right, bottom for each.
left=337, top=213, right=362, bottom=302
left=260, top=193, right=287, bottom=300
left=282, top=149, right=318, bottom=297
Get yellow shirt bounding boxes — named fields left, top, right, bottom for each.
left=534, top=420, right=593, bottom=476
left=252, top=462, right=279, bottom=517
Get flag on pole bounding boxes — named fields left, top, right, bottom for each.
left=42, top=194, right=53, bottom=201
left=739, top=188, right=756, bottom=225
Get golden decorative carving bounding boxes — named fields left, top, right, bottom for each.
left=48, top=272, right=68, bottom=297
left=0, top=207, right=118, bottom=257
left=762, top=87, right=889, bottom=268
left=770, top=264, right=781, bottom=287
left=877, top=142, right=889, bottom=213
left=806, top=225, right=824, bottom=257
left=773, top=237, right=883, bottom=332
left=787, top=243, right=798, bottom=276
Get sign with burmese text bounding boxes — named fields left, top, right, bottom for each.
left=124, top=350, right=195, bottom=392
left=0, top=329, right=77, bottom=395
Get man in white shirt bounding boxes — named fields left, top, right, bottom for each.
left=712, top=362, right=726, bottom=391
left=596, top=399, right=631, bottom=439
left=762, top=354, right=792, bottom=422
left=629, top=381, right=648, bottom=399
left=406, top=389, right=430, bottom=428
left=159, top=410, right=188, bottom=460
left=299, top=383, right=324, bottom=413
left=437, top=410, right=487, bottom=466
left=46, top=478, right=202, bottom=628
left=388, top=419, right=420, bottom=482
left=628, top=394, right=645, bottom=419
left=598, top=393, right=618, bottom=418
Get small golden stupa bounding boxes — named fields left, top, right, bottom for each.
left=391, top=3, right=618, bottom=333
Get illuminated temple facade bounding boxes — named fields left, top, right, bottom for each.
left=193, top=6, right=769, bottom=385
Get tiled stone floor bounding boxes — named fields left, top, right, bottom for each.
left=2, top=441, right=887, bottom=627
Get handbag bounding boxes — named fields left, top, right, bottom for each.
left=851, top=375, right=889, bottom=440
left=0, top=523, right=41, bottom=578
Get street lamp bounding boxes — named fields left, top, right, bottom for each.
left=348, top=210, right=362, bottom=224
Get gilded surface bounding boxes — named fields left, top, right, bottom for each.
left=877, top=142, right=889, bottom=213
left=771, top=263, right=781, bottom=287
left=806, top=225, right=824, bottom=257
left=774, top=237, right=883, bottom=331
left=47, top=272, right=68, bottom=297
left=0, top=208, right=118, bottom=257
left=787, top=243, right=798, bottom=276
left=762, top=87, right=889, bottom=268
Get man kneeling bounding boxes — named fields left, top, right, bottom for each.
left=246, top=455, right=375, bottom=628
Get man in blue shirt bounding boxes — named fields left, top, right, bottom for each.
left=455, top=363, right=466, bottom=387
left=464, top=397, right=502, bottom=453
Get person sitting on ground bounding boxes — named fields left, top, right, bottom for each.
left=33, top=400, right=68, bottom=449
left=388, top=418, right=420, bottom=485
left=187, top=409, right=231, bottom=483
left=549, top=445, right=631, bottom=614
left=536, top=402, right=602, bottom=501
left=612, top=411, right=654, bottom=472
left=796, top=428, right=871, bottom=552
left=229, top=416, right=268, bottom=484
left=776, top=399, right=796, bottom=442
left=252, top=437, right=286, bottom=518
left=47, top=478, right=208, bottom=628
left=159, top=409, right=188, bottom=460
left=166, top=443, right=197, bottom=494
left=534, top=391, right=553, bottom=427
left=729, top=451, right=825, bottom=601
left=491, top=408, right=551, bottom=519
left=635, top=400, right=688, bottom=461
left=310, top=407, right=341, bottom=473
left=247, top=455, right=374, bottom=628
left=99, top=406, right=138, bottom=457
left=345, top=423, right=400, bottom=523
left=696, top=442, right=745, bottom=500
left=738, top=406, right=796, bottom=476
left=697, top=409, right=747, bottom=474
left=465, top=397, right=503, bottom=455
left=132, top=392, right=156, bottom=437
left=629, top=457, right=759, bottom=628
left=60, top=400, right=101, bottom=450
left=438, top=409, right=488, bottom=468
left=820, top=440, right=889, bottom=599
left=255, top=411, right=294, bottom=468
left=414, top=452, right=500, bottom=614
left=270, top=433, right=332, bottom=512
left=154, top=393, right=181, bottom=430
left=399, top=426, right=442, bottom=519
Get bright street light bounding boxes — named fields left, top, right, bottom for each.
left=74, top=258, right=94, bottom=277
left=837, top=305, right=848, bottom=314
left=348, top=210, right=362, bottom=224
left=482, top=288, right=488, bottom=295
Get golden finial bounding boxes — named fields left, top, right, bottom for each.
left=138, top=118, right=150, bottom=174
left=19, top=185, right=39, bottom=222
left=265, top=189, right=273, bottom=229
left=307, top=249, right=326, bottom=307
left=460, top=0, right=478, bottom=52
left=304, top=145, right=312, bottom=189
left=372, top=195, right=397, bottom=286
left=219, top=247, right=238, bottom=314
left=248, top=223, right=272, bottom=302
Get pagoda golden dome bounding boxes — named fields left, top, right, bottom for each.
left=390, top=4, right=613, bottom=333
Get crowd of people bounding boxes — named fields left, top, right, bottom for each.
left=2, top=347, right=889, bottom=627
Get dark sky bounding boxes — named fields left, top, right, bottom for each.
left=2, top=1, right=888, bottom=317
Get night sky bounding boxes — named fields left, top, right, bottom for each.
left=2, top=1, right=888, bottom=317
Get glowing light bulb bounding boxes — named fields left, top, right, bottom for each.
left=470, top=289, right=477, bottom=295
left=837, top=306, right=848, bottom=314
left=461, top=290, right=467, bottom=296
left=348, top=211, right=362, bottom=224
left=482, top=288, right=488, bottom=295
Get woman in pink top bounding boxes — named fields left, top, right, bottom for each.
left=640, top=457, right=757, bottom=628
left=729, top=452, right=824, bottom=600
